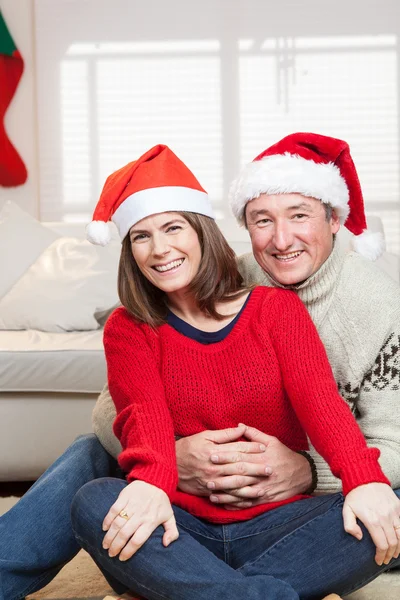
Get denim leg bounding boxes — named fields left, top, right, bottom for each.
left=233, top=490, right=400, bottom=600
left=71, top=478, right=300, bottom=600
left=0, top=434, right=117, bottom=600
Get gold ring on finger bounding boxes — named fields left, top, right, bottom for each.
left=119, top=509, right=129, bottom=520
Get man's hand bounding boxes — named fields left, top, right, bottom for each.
left=176, top=425, right=267, bottom=496
left=176, top=424, right=313, bottom=508
left=208, top=425, right=313, bottom=508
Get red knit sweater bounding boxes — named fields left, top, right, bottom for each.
left=104, top=286, right=389, bottom=524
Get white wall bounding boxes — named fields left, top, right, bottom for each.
left=0, top=0, right=39, bottom=216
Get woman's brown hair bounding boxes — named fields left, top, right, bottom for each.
left=118, top=212, right=250, bottom=327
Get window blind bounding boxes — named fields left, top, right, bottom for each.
left=35, top=0, right=400, bottom=253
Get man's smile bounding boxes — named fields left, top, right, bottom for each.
left=273, top=251, right=304, bottom=262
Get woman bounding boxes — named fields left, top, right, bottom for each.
left=71, top=144, right=400, bottom=600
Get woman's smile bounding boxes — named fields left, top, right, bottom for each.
left=152, top=258, right=185, bottom=273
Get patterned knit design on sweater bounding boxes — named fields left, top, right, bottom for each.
left=103, top=286, right=388, bottom=524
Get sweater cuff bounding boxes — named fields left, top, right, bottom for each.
left=125, top=463, right=178, bottom=499
left=340, top=458, right=390, bottom=496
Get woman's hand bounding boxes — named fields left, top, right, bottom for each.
left=343, top=483, right=400, bottom=566
left=102, top=480, right=179, bottom=561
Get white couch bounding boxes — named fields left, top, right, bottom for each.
left=0, top=205, right=121, bottom=481
left=0, top=203, right=398, bottom=481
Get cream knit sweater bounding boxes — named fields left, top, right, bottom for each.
left=93, top=241, right=400, bottom=493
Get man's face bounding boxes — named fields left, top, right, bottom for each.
left=245, top=193, right=340, bottom=286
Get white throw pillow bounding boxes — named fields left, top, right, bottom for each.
left=0, top=201, right=59, bottom=300
left=0, top=237, right=121, bottom=332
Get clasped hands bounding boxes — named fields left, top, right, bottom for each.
left=176, top=423, right=312, bottom=508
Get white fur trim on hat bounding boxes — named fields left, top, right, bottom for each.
left=113, top=186, right=214, bottom=241
left=229, top=153, right=350, bottom=224
left=86, top=221, right=111, bottom=246
left=352, top=230, right=385, bottom=261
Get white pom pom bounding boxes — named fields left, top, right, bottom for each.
left=86, top=221, right=111, bottom=246
left=351, top=230, right=385, bottom=261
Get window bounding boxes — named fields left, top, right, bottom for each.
left=35, top=1, right=400, bottom=252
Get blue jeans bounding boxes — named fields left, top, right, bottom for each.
left=71, top=478, right=400, bottom=600
left=0, top=434, right=118, bottom=600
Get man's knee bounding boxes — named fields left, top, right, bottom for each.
left=74, top=433, right=106, bottom=453
left=68, top=434, right=116, bottom=476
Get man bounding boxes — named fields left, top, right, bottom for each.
left=2, top=133, right=399, bottom=600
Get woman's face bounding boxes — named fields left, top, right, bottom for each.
left=129, top=212, right=202, bottom=296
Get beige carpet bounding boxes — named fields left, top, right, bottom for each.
left=26, top=550, right=112, bottom=599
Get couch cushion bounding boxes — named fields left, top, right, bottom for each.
left=0, top=201, right=59, bottom=300
left=0, top=237, right=120, bottom=333
left=0, top=329, right=106, bottom=393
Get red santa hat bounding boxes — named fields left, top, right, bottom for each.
left=87, top=144, right=214, bottom=245
left=229, top=132, right=385, bottom=260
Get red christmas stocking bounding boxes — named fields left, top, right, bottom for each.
left=0, top=10, right=27, bottom=187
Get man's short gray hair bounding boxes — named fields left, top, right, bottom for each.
left=323, top=203, right=333, bottom=222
